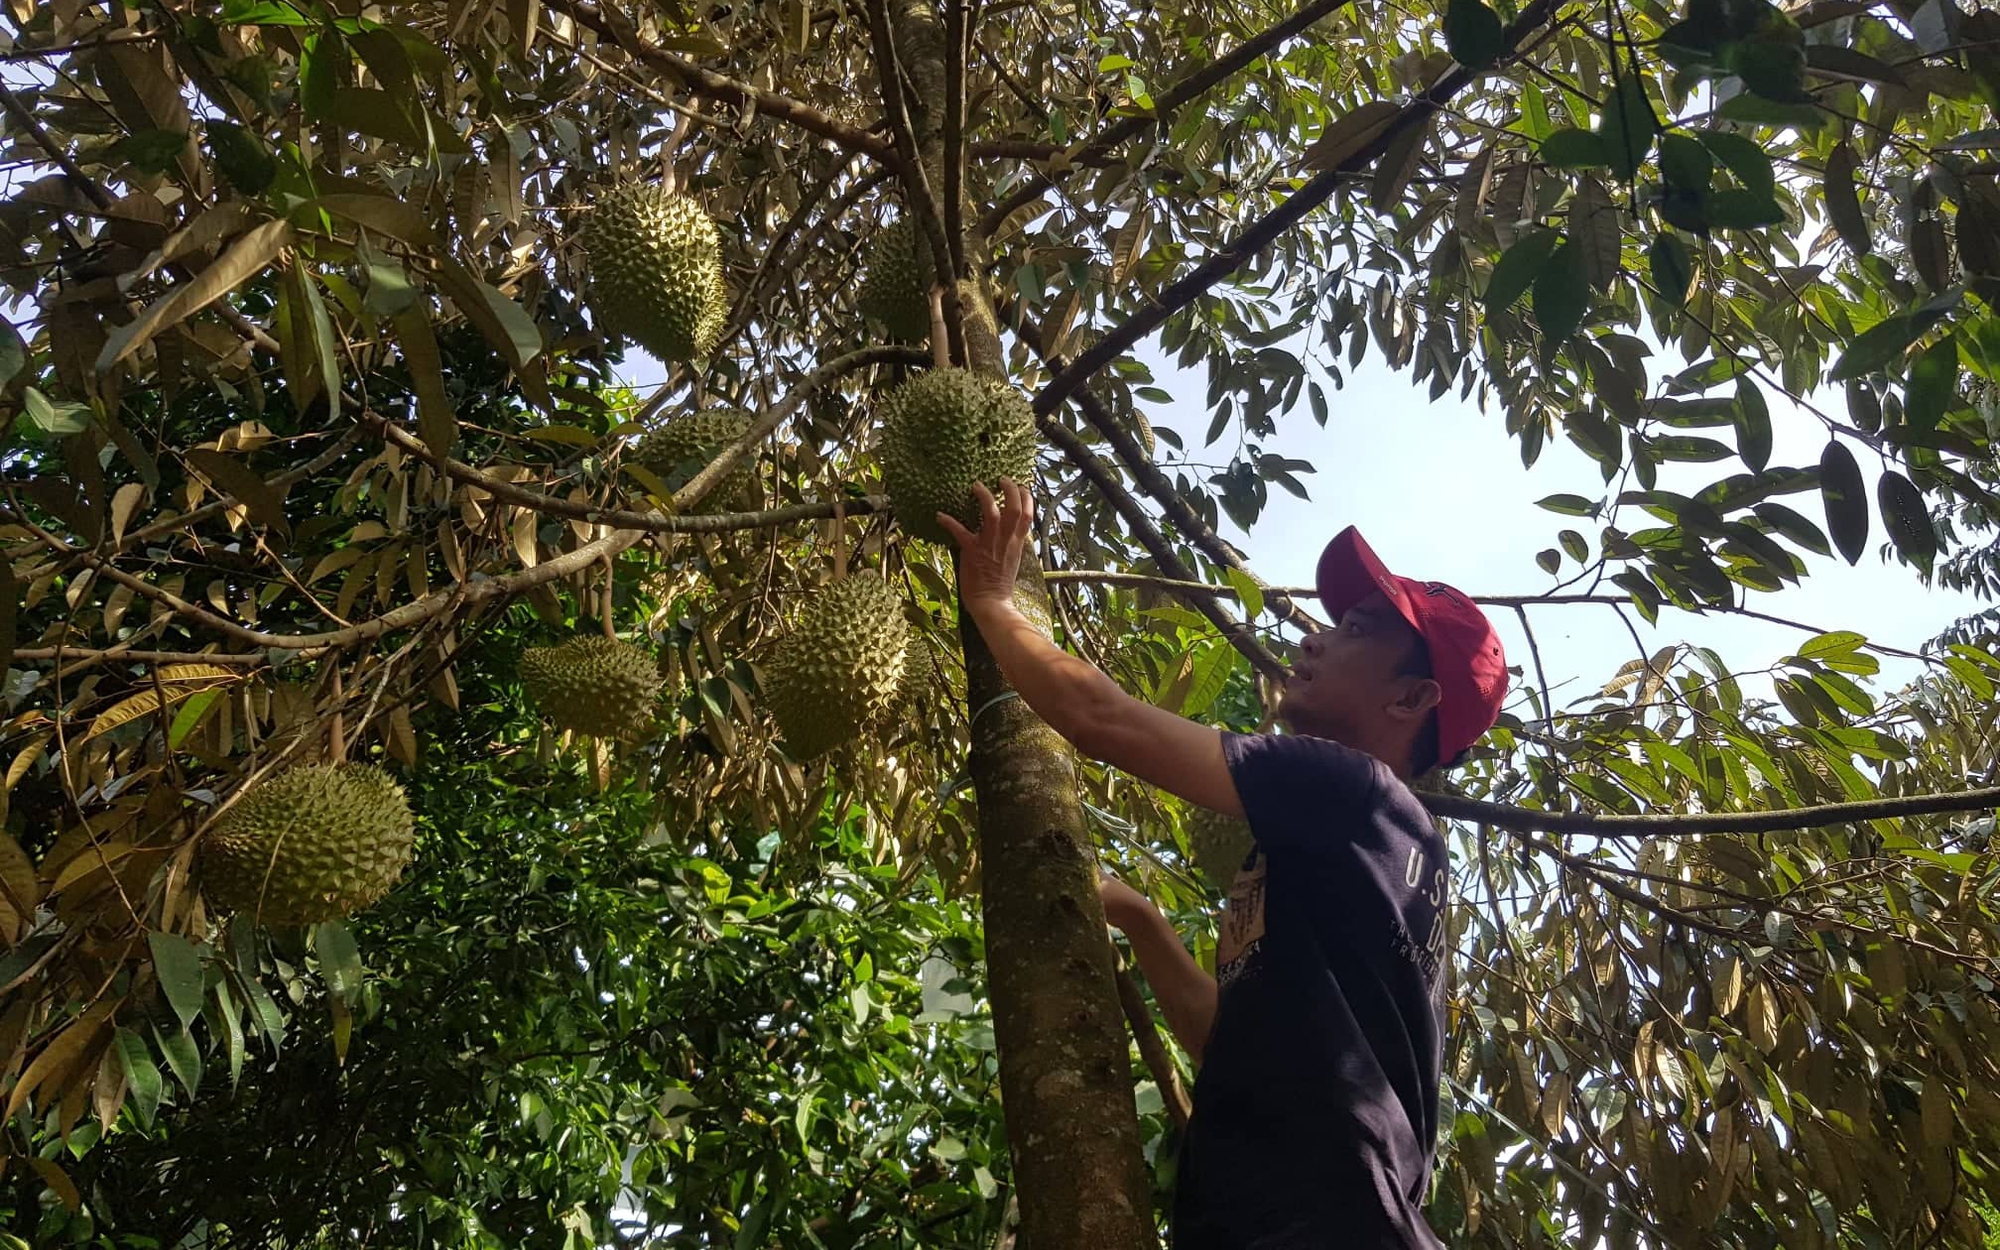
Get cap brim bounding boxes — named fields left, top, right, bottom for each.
left=1316, top=526, right=1416, bottom=629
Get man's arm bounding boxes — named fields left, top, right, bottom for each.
left=935, top=480, right=1246, bottom=821
left=1102, top=874, right=1219, bottom=1063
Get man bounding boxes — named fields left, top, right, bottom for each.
left=936, top=479, right=1508, bottom=1249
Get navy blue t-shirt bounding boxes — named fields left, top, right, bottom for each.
left=1171, top=731, right=1450, bottom=1250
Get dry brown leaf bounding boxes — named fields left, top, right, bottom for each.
left=1301, top=99, right=1402, bottom=173
left=97, top=218, right=292, bottom=374
left=81, top=665, right=238, bottom=742
left=4, top=998, right=117, bottom=1122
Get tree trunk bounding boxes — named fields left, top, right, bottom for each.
left=880, top=3, right=1159, bottom=1242
left=960, top=566, right=1159, bottom=1250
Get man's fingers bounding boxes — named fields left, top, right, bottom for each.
left=971, top=480, right=1002, bottom=533
left=934, top=511, right=976, bottom=549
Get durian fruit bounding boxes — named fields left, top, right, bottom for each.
left=857, top=219, right=935, bottom=342
left=875, top=637, right=940, bottom=731
left=202, top=764, right=415, bottom=925
left=582, top=185, right=727, bottom=364
left=631, top=408, right=756, bottom=509
left=762, top=576, right=910, bottom=758
left=520, top=636, right=662, bottom=741
left=877, top=369, right=1038, bottom=544
left=1184, top=806, right=1254, bottom=891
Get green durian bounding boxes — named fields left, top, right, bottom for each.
left=762, top=576, right=910, bottom=758
left=583, top=185, right=727, bottom=364
left=631, top=408, right=756, bottom=509
left=520, top=636, right=662, bottom=741
left=202, top=764, right=416, bottom=925
left=877, top=369, right=1038, bottom=544
left=857, top=219, right=935, bottom=342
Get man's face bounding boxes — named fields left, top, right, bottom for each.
left=1277, top=592, right=1433, bottom=744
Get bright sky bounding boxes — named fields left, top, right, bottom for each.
left=1131, top=338, right=1992, bottom=709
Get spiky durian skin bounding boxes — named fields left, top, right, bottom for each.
left=632, top=408, right=756, bottom=509
left=202, top=764, right=416, bottom=925
left=520, top=637, right=662, bottom=741
left=1185, top=806, right=1255, bottom=891
left=877, top=369, right=1038, bottom=545
left=583, top=186, right=727, bottom=364
left=762, top=577, right=910, bottom=759
left=857, top=220, right=935, bottom=342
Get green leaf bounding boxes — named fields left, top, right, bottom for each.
left=1538, top=128, right=1606, bottom=168
left=1796, top=630, right=1866, bottom=660
left=1728, top=37, right=1809, bottom=103
left=1484, top=228, right=1560, bottom=313
left=1844, top=379, right=1882, bottom=432
left=1536, top=493, right=1597, bottom=516
left=1697, top=129, right=1776, bottom=201
left=148, top=931, right=205, bottom=1032
left=1733, top=376, right=1771, bottom=472
left=1598, top=74, right=1658, bottom=181
left=153, top=1022, right=201, bottom=1097
left=300, top=29, right=345, bottom=121
left=1223, top=567, right=1264, bottom=621
left=1903, top=334, right=1958, bottom=433
left=168, top=688, right=223, bottom=748
left=0, top=319, right=22, bottom=392
left=1648, top=233, right=1693, bottom=307
left=1718, top=93, right=1826, bottom=129
left=1705, top=189, right=1787, bottom=230
left=1819, top=439, right=1868, bottom=565
left=21, top=387, right=92, bottom=438
left=1752, top=502, right=1830, bottom=557
left=315, top=921, right=365, bottom=1006
left=1536, top=548, right=1561, bottom=574
left=1531, top=239, right=1588, bottom=345
left=360, top=253, right=418, bottom=319
left=392, top=301, right=456, bottom=459
left=113, top=1029, right=162, bottom=1128
left=1831, top=315, right=1921, bottom=380
left=211, top=979, right=245, bottom=1089
left=106, top=129, right=191, bottom=176
left=1181, top=641, right=1237, bottom=721
left=1442, top=0, right=1504, bottom=68
left=1658, top=133, right=1713, bottom=192
left=205, top=121, right=276, bottom=195
left=1823, top=141, right=1869, bottom=256
left=1876, top=470, right=1937, bottom=574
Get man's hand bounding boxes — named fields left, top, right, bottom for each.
left=1098, top=871, right=1158, bottom=933
left=934, top=478, right=1032, bottom=614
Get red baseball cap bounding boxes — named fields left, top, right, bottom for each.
left=1315, top=526, right=1509, bottom=764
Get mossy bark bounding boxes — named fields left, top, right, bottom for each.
left=888, top=4, right=1159, bottom=1243
left=959, top=568, right=1159, bottom=1250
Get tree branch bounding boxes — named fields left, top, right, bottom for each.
left=863, top=0, right=967, bottom=364
left=1033, top=0, right=1561, bottom=419
left=548, top=0, right=896, bottom=160
left=1112, top=957, right=1192, bottom=1132
left=974, top=0, right=1354, bottom=225
left=1026, top=326, right=1322, bottom=638
left=1430, top=784, right=2000, bottom=839
left=1037, top=419, right=1286, bottom=682
left=1039, top=572, right=1933, bottom=661
left=7, top=353, right=869, bottom=653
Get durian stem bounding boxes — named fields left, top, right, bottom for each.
left=601, top=556, right=618, bottom=640
left=328, top=664, right=346, bottom=765
left=832, top=499, right=848, bottom=580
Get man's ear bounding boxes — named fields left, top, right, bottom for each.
left=1388, top=676, right=1442, bottom=724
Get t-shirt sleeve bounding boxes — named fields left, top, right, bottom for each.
left=1219, top=730, right=1385, bottom=856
